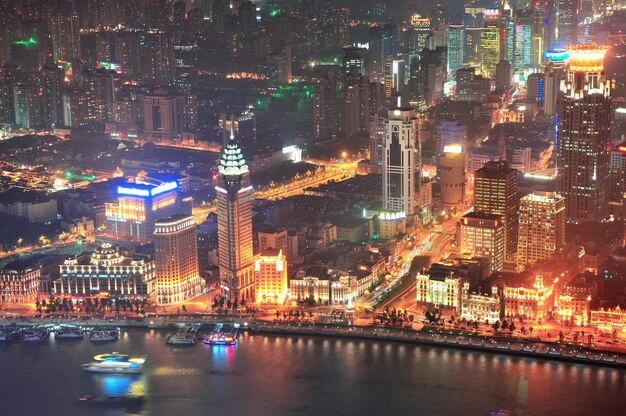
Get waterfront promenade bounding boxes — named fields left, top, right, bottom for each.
left=3, top=312, right=626, bottom=369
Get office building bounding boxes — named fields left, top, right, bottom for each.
left=474, top=160, right=518, bottom=260
left=517, top=192, right=566, bottom=269
left=154, top=215, right=204, bottom=304
left=556, top=45, right=611, bottom=222
left=480, top=22, right=500, bottom=77
left=105, top=180, right=187, bottom=243
left=383, top=108, right=421, bottom=222
left=459, top=212, right=505, bottom=272
left=254, top=249, right=288, bottom=305
left=436, top=120, right=467, bottom=156
left=447, top=24, right=465, bottom=75
left=216, top=139, right=255, bottom=301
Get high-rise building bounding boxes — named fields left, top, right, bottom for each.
left=83, top=68, right=117, bottom=125
left=474, top=160, right=518, bottom=260
left=63, top=89, right=91, bottom=128
left=368, top=24, right=397, bottom=83
left=556, top=45, right=611, bottom=222
left=495, top=60, right=512, bottom=92
left=216, top=140, right=255, bottom=301
left=267, top=44, right=292, bottom=85
left=419, top=46, right=446, bottom=107
left=406, top=15, right=431, bottom=54
left=447, top=24, right=465, bottom=75
left=345, top=75, right=370, bottom=137
left=13, top=84, right=42, bottom=129
left=143, top=93, right=186, bottom=140
left=459, top=212, right=505, bottom=272
left=439, top=145, right=466, bottom=207
left=480, top=22, right=500, bottom=77
left=368, top=108, right=387, bottom=169
left=41, top=63, right=64, bottom=129
left=154, top=214, right=204, bottom=304
left=464, top=27, right=482, bottom=66
left=50, top=12, right=80, bottom=62
left=608, top=143, right=626, bottom=220
left=513, top=16, right=533, bottom=74
left=105, top=181, right=187, bottom=243
left=557, top=0, right=579, bottom=47
left=383, top=108, right=421, bottom=222
left=254, top=249, right=288, bottom=305
left=517, top=191, right=566, bottom=269
left=313, top=69, right=339, bottom=140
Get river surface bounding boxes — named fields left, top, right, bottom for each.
left=1, top=328, right=625, bottom=416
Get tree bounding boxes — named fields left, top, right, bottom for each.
left=509, top=322, right=516, bottom=333
left=501, top=320, right=509, bottom=331
left=182, top=304, right=187, bottom=313
left=493, top=321, right=500, bottom=331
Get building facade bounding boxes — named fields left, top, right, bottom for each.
left=154, top=215, right=203, bottom=304
left=55, top=243, right=155, bottom=300
left=217, top=140, right=255, bottom=301
left=517, top=191, right=566, bottom=269
left=254, top=249, right=288, bottom=305
left=382, top=107, right=421, bottom=222
left=459, top=212, right=505, bottom=272
left=556, top=45, right=611, bottom=222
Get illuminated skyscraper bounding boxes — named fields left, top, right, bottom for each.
left=480, top=22, right=500, bottom=77
left=447, top=24, right=465, bottom=75
left=216, top=139, right=255, bottom=301
left=105, top=181, right=186, bottom=243
left=154, top=215, right=204, bottom=304
left=383, top=108, right=421, bottom=222
left=557, top=0, right=579, bottom=47
left=474, top=161, right=518, bottom=260
left=556, top=45, right=611, bottom=222
left=517, top=192, right=566, bottom=269
left=439, top=145, right=466, bottom=207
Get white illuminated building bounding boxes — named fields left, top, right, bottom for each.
left=382, top=107, right=421, bottom=223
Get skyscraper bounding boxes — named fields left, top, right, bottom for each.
left=517, top=191, right=566, bottom=269
left=447, top=24, right=465, bottom=75
left=556, top=45, right=611, bottom=222
left=383, top=108, right=421, bottom=222
left=557, top=0, right=579, bottom=47
left=480, top=22, right=500, bottom=77
left=154, top=215, right=204, bottom=304
left=216, top=139, right=255, bottom=301
left=474, top=160, right=518, bottom=260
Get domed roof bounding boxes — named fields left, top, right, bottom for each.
left=94, top=242, right=118, bottom=256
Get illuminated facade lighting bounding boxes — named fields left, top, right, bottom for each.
left=254, top=249, right=288, bottom=305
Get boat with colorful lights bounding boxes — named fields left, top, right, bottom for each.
left=81, top=352, right=147, bottom=374
left=204, top=323, right=238, bottom=346
left=21, top=327, right=48, bottom=342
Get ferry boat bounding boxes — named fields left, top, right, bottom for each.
left=56, top=325, right=85, bottom=339
left=81, top=352, right=147, bottom=374
left=21, top=328, right=48, bottom=342
left=0, top=328, right=19, bottom=341
left=166, top=326, right=199, bottom=345
left=204, top=323, right=238, bottom=346
left=90, top=328, right=119, bottom=342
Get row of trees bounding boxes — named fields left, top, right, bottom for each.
left=377, top=307, right=414, bottom=327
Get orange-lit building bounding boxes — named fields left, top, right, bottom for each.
left=503, top=275, right=556, bottom=320
left=0, top=265, right=41, bottom=303
left=254, top=249, right=288, bottom=305
left=217, top=139, right=255, bottom=301
left=590, top=306, right=626, bottom=332
left=154, top=214, right=204, bottom=304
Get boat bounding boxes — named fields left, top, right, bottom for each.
left=166, top=326, right=198, bottom=345
left=90, top=328, right=119, bottom=342
left=0, top=328, right=19, bottom=341
left=204, top=323, right=238, bottom=346
left=78, top=395, right=144, bottom=407
left=56, top=326, right=85, bottom=339
left=21, top=328, right=48, bottom=342
left=81, top=352, right=147, bottom=374
left=166, top=333, right=197, bottom=345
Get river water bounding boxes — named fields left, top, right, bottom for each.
left=0, top=328, right=625, bottom=416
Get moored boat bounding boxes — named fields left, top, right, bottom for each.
left=90, top=328, right=119, bottom=342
